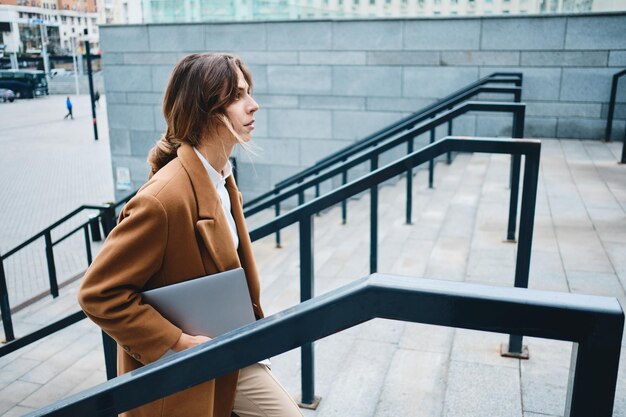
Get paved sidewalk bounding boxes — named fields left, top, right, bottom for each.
left=0, top=95, right=115, bottom=308
left=0, top=138, right=624, bottom=416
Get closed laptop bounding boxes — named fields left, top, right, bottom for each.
left=141, top=267, right=256, bottom=339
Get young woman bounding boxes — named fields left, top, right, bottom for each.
left=78, top=53, right=303, bottom=417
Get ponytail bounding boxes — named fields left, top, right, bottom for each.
left=147, top=133, right=179, bottom=178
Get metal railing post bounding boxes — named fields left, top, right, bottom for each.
left=341, top=162, right=348, bottom=224
left=446, top=120, right=453, bottom=164
left=83, top=225, right=93, bottom=266
left=0, top=257, right=15, bottom=342
left=429, top=129, right=435, bottom=188
left=566, top=332, right=623, bottom=417
left=504, top=146, right=540, bottom=358
left=506, top=106, right=525, bottom=241
left=315, top=183, right=321, bottom=217
left=406, top=138, right=414, bottom=225
left=604, top=69, right=626, bottom=142
left=299, top=215, right=318, bottom=408
left=370, top=155, right=379, bottom=274
left=102, top=331, right=118, bottom=380
left=274, top=201, right=281, bottom=248
left=44, top=231, right=59, bottom=298
left=621, top=123, right=626, bottom=164
left=100, top=203, right=116, bottom=238
left=88, top=214, right=102, bottom=242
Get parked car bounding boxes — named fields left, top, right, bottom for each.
left=0, top=88, right=15, bottom=102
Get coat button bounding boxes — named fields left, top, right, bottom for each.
left=132, top=353, right=141, bottom=361
left=123, top=345, right=130, bottom=352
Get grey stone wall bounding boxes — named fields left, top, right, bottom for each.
left=100, top=13, right=626, bottom=199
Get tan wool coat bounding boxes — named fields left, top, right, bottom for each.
left=78, top=144, right=264, bottom=417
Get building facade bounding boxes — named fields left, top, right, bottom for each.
left=139, top=0, right=626, bottom=22
left=0, top=0, right=99, bottom=59
left=98, top=14, right=626, bottom=200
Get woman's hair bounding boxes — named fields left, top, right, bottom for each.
left=147, top=53, right=253, bottom=176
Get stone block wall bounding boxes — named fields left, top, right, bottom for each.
left=100, top=13, right=626, bottom=199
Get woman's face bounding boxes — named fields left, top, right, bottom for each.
left=224, top=69, right=259, bottom=142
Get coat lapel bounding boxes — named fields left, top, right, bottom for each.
left=177, top=144, right=240, bottom=273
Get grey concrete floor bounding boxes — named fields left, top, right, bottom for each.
left=0, top=95, right=625, bottom=416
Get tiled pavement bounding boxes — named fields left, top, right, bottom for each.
left=0, top=103, right=625, bottom=416
left=0, top=95, right=115, bottom=309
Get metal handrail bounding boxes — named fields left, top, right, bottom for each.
left=604, top=68, right=626, bottom=163
left=245, top=72, right=522, bottom=208
left=245, top=101, right=524, bottom=217
left=3, top=137, right=541, bottom=402
left=27, top=273, right=623, bottom=417
left=245, top=101, right=526, bottom=248
left=0, top=192, right=135, bottom=343
left=246, top=136, right=540, bottom=401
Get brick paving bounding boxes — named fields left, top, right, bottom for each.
left=0, top=95, right=115, bottom=308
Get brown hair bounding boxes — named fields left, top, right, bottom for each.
left=147, top=53, right=253, bottom=176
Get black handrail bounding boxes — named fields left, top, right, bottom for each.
left=4, top=137, right=541, bottom=404
left=27, top=273, right=623, bottom=417
left=245, top=72, right=522, bottom=209
left=244, top=101, right=526, bottom=242
left=246, top=136, right=540, bottom=402
left=0, top=193, right=134, bottom=343
left=604, top=68, right=626, bottom=163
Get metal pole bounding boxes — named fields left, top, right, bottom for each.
left=84, top=225, right=93, bottom=266
left=0, top=257, right=15, bottom=342
left=299, top=215, right=318, bottom=408
left=274, top=201, right=281, bottom=248
left=83, top=28, right=98, bottom=141
left=565, top=332, right=624, bottom=417
left=39, top=22, right=50, bottom=78
left=70, top=36, right=79, bottom=95
left=315, top=183, right=320, bottom=217
left=101, top=203, right=117, bottom=237
left=604, top=72, right=619, bottom=142
left=446, top=120, right=453, bottom=164
left=370, top=155, right=378, bottom=274
left=341, top=169, right=348, bottom=224
left=621, top=122, right=626, bottom=164
left=44, top=232, right=59, bottom=298
left=506, top=106, right=525, bottom=242
left=505, top=147, right=540, bottom=358
left=406, top=138, right=413, bottom=224
left=429, top=129, right=435, bottom=188
left=102, top=331, right=118, bottom=380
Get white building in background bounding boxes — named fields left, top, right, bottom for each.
left=0, top=2, right=98, bottom=56
left=97, top=0, right=141, bottom=24
left=138, top=0, right=626, bottom=23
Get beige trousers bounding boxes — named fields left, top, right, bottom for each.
left=232, top=363, right=303, bottom=417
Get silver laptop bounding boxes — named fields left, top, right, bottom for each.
left=141, top=267, right=256, bottom=339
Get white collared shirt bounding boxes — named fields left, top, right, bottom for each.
left=193, top=147, right=239, bottom=249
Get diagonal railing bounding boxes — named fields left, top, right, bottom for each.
left=27, top=273, right=624, bottom=417
left=0, top=137, right=540, bottom=392
left=245, top=101, right=526, bottom=244
left=245, top=136, right=540, bottom=398
left=245, top=72, right=522, bottom=210
left=0, top=194, right=134, bottom=343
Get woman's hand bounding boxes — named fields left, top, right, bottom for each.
left=171, top=333, right=211, bottom=352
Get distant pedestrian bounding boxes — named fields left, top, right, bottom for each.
left=94, top=90, right=100, bottom=107
left=64, top=96, right=73, bottom=120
